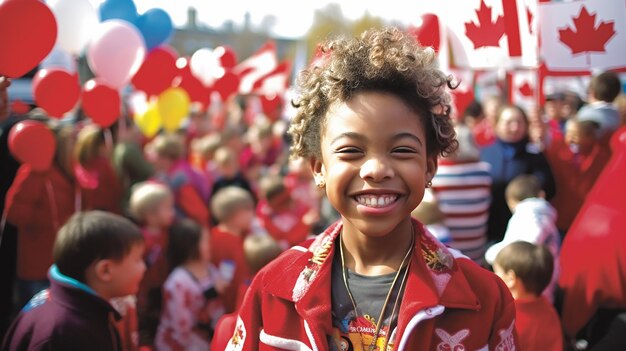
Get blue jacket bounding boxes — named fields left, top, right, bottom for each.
left=2, top=266, right=122, bottom=351
left=480, top=138, right=556, bottom=242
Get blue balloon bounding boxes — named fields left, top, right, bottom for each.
left=136, top=9, right=173, bottom=51
left=99, top=0, right=138, bottom=23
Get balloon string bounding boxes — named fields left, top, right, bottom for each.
left=45, top=180, right=60, bottom=231
left=104, top=128, right=114, bottom=153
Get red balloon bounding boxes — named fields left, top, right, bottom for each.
left=214, top=71, right=240, bottom=101
left=408, top=13, right=440, bottom=52
left=33, top=69, right=81, bottom=118
left=132, top=46, right=178, bottom=96
left=8, top=120, right=56, bottom=171
left=214, top=46, right=238, bottom=69
left=82, top=79, right=121, bottom=128
left=260, top=94, right=282, bottom=121
left=0, top=0, right=57, bottom=78
left=173, top=59, right=211, bottom=108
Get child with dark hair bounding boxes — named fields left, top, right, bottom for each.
left=578, top=71, right=622, bottom=137
left=229, top=27, right=518, bottom=351
left=545, top=118, right=612, bottom=233
left=461, top=100, right=484, bottom=129
left=493, top=241, right=563, bottom=351
left=486, top=174, right=559, bottom=300
left=2, top=211, right=146, bottom=351
left=155, top=219, right=226, bottom=351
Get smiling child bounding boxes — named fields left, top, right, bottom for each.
left=227, top=27, right=519, bottom=351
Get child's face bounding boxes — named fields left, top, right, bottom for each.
left=107, top=244, right=146, bottom=297
left=230, top=207, right=255, bottom=234
left=565, top=122, right=595, bottom=153
left=311, top=92, right=437, bottom=238
left=154, top=196, right=175, bottom=228
left=496, top=108, right=527, bottom=143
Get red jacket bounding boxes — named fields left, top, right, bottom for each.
left=256, top=198, right=311, bottom=248
left=211, top=227, right=250, bottom=314
left=225, top=219, right=519, bottom=351
left=5, top=165, right=80, bottom=280
left=545, top=138, right=611, bottom=231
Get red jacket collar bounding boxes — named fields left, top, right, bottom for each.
left=263, top=219, right=480, bottom=335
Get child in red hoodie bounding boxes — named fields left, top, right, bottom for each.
left=209, top=186, right=255, bottom=313
left=493, top=241, right=563, bottom=351
left=128, top=181, right=176, bottom=347
left=256, top=175, right=316, bottom=250
left=145, top=134, right=211, bottom=228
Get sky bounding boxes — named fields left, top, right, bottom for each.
left=87, top=0, right=442, bottom=38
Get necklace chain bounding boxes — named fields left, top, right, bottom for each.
left=339, top=227, right=414, bottom=351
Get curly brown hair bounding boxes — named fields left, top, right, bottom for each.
left=288, top=27, right=458, bottom=159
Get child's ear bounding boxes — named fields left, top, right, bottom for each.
left=309, top=157, right=326, bottom=186
left=94, top=259, right=114, bottom=283
left=425, top=155, right=438, bottom=183
left=502, top=269, right=518, bottom=290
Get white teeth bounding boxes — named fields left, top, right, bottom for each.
left=355, top=194, right=398, bottom=208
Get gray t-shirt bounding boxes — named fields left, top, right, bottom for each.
left=328, top=253, right=407, bottom=351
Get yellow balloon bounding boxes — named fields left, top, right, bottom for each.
left=158, top=87, right=190, bottom=133
left=134, top=102, right=162, bottom=138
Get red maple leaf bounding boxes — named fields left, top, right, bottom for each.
left=518, top=82, right=534, bottom=97
left=559, top=6, right=616, bottom=54
left=527, top=7, right=534, bottom=34
left=464, top=0, right=505, bottom=49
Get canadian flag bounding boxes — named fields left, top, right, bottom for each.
left=448, top=69, right=475, bottom=120
left=539, top=0, right=626, bottom=71
left=442, top=0, right=537, bottom=69
left=233, top=41, right=278, bottom=95
left=250, top=60, right=292, bottom=97
left=508, top=70, right=537, bottom=111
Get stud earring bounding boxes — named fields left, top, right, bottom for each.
left=426, top=180, right=433, bottom=188
left=316, top=180, right=325, bottom=188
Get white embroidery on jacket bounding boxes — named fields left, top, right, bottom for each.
left=495, top=320, right=516, bottom=351
left=435, top=328, right=469, bottom=351
left=225, top=316, right=246, bottom=351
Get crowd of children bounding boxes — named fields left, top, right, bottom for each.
left=1, top=27, right=625, bottom=351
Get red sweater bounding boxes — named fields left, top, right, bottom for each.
left=226, top=220, right=519, bottom=351
left=514, top=297, right=563, bottom=351
left=76, top=157, right=123, bottom=214
left=545, top=138, right=611, bottom=231
left=256, top=198, right=311, bottom=248
left=5, top=165, right=79, bottom=280
left=210, top=227, right=249, bottom=313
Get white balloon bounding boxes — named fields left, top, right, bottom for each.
left=190, top=48, right=222, bottom=87
left=87, top=20, right=146, bottom=89
left=49, top=0, right=99, bottom=56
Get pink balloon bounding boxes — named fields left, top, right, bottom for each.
left=87, top=20, right=146, bottom=88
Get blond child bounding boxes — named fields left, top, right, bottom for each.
left=494, top=242, right=563, bottom=351
left=128, top=182, right=175, bottom=346
left=210, top=186, right=256, bottom=313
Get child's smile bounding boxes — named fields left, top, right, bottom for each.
left=311, top=91, right=437, bottom=238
